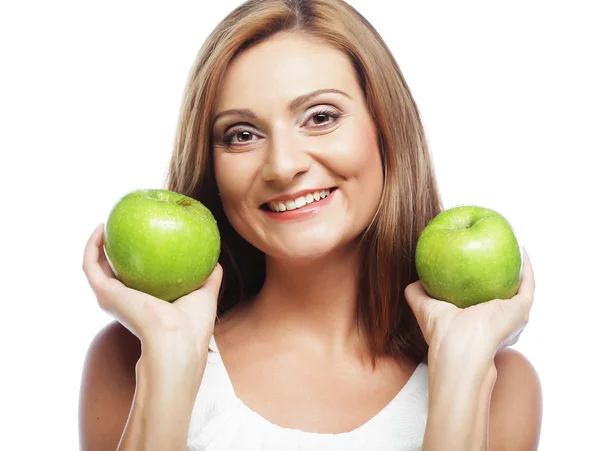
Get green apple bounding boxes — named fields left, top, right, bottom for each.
left=415, top=205, right=522, bottom=308
left=103, top=189, right=221, bottom=302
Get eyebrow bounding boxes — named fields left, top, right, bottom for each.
left=212, top=88, right=352, bottom=126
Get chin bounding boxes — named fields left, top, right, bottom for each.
left=231, top=212, right=363, bottom=263
left=265, top=235, right=358, bottom=263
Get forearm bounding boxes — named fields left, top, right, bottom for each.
left=118, top=348, right=206, bottom=451
left=423, top=353, right=497, bottom=451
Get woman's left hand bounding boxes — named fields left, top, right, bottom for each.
left=405, top=247, right=535, bottom=370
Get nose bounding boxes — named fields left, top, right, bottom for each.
left=261, top=125, right=311, bottom=183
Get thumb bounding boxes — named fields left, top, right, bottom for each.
left=174, top=263, right=223, bottom=314
left=488, top=295, right=529, bottom=351
left=197, top=262, right=224, bottom=300
left=405, top=280, right=437, bottom=334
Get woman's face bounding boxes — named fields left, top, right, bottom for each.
left=212, top=32, right=383, bottom=260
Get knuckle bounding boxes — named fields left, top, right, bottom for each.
left=94, top=283, right=118, bottom=310
left=95, top=293, right=111, bottom=311
left=99, top=281, right=119, bottom=299
left=152, top=310, right=181, bottom=332
left=522, top=294, right=534, bottom=312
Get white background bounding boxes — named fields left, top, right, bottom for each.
left=1, top=0, right=598, bottom=449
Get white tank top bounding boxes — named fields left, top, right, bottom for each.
left=187, top=336, right=429, bottom=451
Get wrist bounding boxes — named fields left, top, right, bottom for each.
left=424, top=357, right=496, bottom=451
left=140, top=329, right=211, bottom=369
left=137, top=343, right=208, bottom=388
left=428, top=329, right=497, bottom=377
left=136, top=332, right=210, bottom=406
left=119, top=358, right=202, bottom=451
left=430, top=356, right=497, bottom=394
left=134, top=353, right=205, bottom=421
left=429, top=345, right=497, bottom=393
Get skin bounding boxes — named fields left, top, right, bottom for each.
left=210, top=33, right=412, bottom=429
left=79, top=32, right=542, bottom=450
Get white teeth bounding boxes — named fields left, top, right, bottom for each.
left=294, top=197, right=307, bottom=208
left=267, top=189, right=331, bottom=212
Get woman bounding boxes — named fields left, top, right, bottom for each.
left=80, top=0, right=542, bottom=450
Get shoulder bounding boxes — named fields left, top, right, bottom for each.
left=490, top=348, right=543, bottom=451
left=79, top=321, right=140, bottom=450
left=81, top=320, right=140, bottom=380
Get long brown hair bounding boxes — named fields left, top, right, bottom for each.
left=166, top=0, right=443, bottom=364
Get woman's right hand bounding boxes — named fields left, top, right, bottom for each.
left=82, top=223, right=223, bottom=363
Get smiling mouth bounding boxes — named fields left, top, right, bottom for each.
left=261, top=188, right=336, bottom=213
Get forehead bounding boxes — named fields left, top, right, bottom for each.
left=215, top=33, right=360, bottom=110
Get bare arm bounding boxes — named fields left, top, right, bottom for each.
left=118, top=339, right=209, bottom=450
left=80, top=225, right=222, bottom=450
left=79, top=322, right=139, bottom=450
left=489, top=349, right=543, bottom=450
left=422, top=348, right=542, bottom=451
left=406, top=248, right=542, bottom=450
left=422, top=344, right=497, bottom=451
left=79, top=322, right=211, bottom=451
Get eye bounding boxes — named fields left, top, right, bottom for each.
left=305, top=108, right=341, bottom=128
left=222, top=127, right=260, bottom=147
left=219, top=106, right=342, bottom=150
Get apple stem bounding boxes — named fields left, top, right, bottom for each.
left=176, top=199, right=193, bottom=207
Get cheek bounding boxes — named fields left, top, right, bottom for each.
left=214, top=153, right=249, bottom=199
left=336, top=119, right=384, bottom=219
left=213, top=152, right=261, bottom=222
left=332, top=118, right=382, bottom=187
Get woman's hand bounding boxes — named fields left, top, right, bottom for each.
left=81, top=223, right=223, bottom=450
left=405, top=247, right=535, bottom=370
left=82, top=223, right=223, bottom=361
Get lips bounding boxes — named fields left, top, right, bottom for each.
left=260, top=187, right=337, bottom=210
left=261, top=186, right=337, bottom=221
left=262, top=187, right=337, bottom=205
left=264, top=188, right=337, bottom=213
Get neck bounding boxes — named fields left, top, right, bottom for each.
left=249, top=244, right=365, bottom=354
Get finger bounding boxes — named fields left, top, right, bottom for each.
left=96, top=230, right=116, bottom=279
left=83, top=223, right=150, bottom=327
left=108, top=288, right=159, bottom=336
left=82, top=224, right=109, bottom=289
left=517, top=247, right=535, bottom=307
left=485, top=247, right=534, bottom=346
left=404, top=280, right=430, bottom=313
left=202, top=262, right=224, bottom=299
left=404, top=280, right=439, bottom=333
left=489, top=293, right=530, bottom=351
left=175, top=263, right=223, bottom=315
